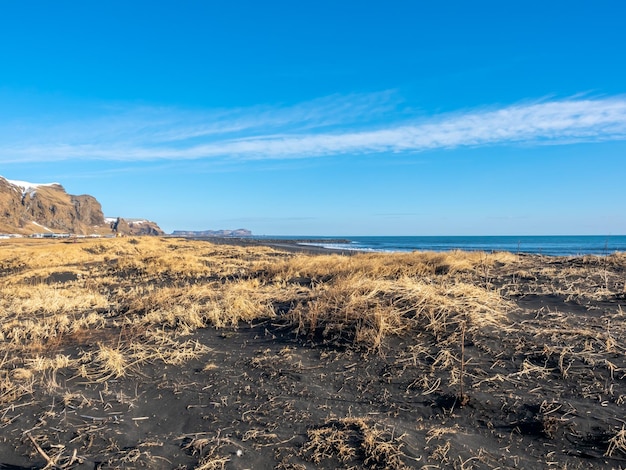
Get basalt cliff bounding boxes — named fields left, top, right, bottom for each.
left=0, top=176, right=163, bottom=236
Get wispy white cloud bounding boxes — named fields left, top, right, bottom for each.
left=1, top=94, right=626, bottom=163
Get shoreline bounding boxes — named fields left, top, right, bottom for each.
left=184, top=236, right=358, bottom=255
left=178, top=235, right=626, bottom=258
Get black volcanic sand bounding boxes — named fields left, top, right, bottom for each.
left=187, top=236, right=357, bottom=255
left=1, top=252, right=626, bottom=469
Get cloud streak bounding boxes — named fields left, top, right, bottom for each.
left=1, top=94, right=626, bottom=163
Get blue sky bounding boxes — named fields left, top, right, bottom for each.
left=1, top=1, right=625, bottom=235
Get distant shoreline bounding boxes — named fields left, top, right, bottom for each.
left=181, top=236, right=356, bottom=255
left=173, top=234, right=626, bottom=257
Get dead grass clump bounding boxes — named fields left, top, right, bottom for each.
left=207, top=279, right=278, bottom=327
left=93, top=344, right=128, bottom=380
left=127, top=293, right=207, bottom=333
left=289, top=276, right=406, bottom=348
left=264, top=250, right=516, bottom=283
left=289, top=275, right=508, bottom=349
left=0, top=284, right=109, bottom=316
left=139, top=330, right=209, bottom=365
left=120, top=280, right=280, bottom=330
left=300, top=417, right=408, bottom=469
left=605, top=426, right=626, bottom=457
left=182, top=434, right=237, bottom=470
left=0, top=310, right=107, bottom=349
left=25, top=354, right=74, bottom=372
left=75, top=333, right=209, bottom=382
left=0, top=373, right=29, bottom=404
left=195, top=454, right=230, bottom=470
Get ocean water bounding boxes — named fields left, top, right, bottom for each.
left=282, top=235, right=626, bottom=256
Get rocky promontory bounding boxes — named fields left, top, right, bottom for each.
left=171, top=228, right=252, bottom=237
left=0, top=176, right=163, bottom=236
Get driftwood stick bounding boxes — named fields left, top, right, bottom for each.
left=26, top=432, right=57, bottom=468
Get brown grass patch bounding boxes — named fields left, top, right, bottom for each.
left=300, top=417, right=409, bottom=469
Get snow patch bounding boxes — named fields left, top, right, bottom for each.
left=3, top=177, right=60, bottom=198
left=31, top=221, right=53, bottom=233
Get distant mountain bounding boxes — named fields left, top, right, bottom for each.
left=172, top=228, right=252, bottom=237
left=0, top=176, right=163, bottom=236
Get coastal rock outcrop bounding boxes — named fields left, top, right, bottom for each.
left=171, top=228, right=253, bottom=237
left=0, top=176, right=164, bottom=236
left=110, top=218, right=164, bottom=236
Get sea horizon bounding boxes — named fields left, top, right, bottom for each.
left=250, top=234, right=626, bottom=257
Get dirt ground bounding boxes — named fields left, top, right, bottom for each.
left=0, top=239, right=625, bottom=469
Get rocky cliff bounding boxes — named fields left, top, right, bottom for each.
left=0, top=176, right=163, bottom=236
left=110, top=218, right=164, bottom=236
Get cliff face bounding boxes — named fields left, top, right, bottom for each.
left=0, top=177, right=163, bottom=236
left=110, top=218, right=165, bottom=236
left=0, top=177, right=108, bottom=235
left=0, top=178, right=22, bottom=230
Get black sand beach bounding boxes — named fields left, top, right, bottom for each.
left=188, top=236, right=355, bottom=255
left=0, top=237, right=625, bottom=469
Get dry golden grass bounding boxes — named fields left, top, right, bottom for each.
left=0, top=237, right=537, bottom=392
left=1, top=237, right=626, bottom=468
left=1, top=236, right=624, bottom=420
left=265, top=249, right=516, bottom=282
left=288, top=274, right=507, bottom=350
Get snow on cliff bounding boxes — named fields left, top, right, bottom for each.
left=2, top=177, right=60, bottom=197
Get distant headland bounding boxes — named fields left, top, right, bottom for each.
left=171, top=228, right=252, bottom=237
